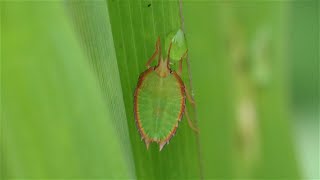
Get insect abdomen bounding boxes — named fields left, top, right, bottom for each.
left=134, top=69, right=185, bottom=143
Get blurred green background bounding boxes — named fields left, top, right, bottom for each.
left=0, top=0, right=318, bottom=179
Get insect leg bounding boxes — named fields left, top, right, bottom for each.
left=146, top=37, right=161, bottom=68
left=177, top=49, right=188, bottom=76
left=184, top=106, right=199, bottom=134
left=185, top=87, right=195, bottom=105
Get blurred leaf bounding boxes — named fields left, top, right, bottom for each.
left=182, top=1, right=300, bottom=179
left=1, top=1, right=133, bottom=178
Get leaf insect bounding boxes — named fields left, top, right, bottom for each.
left=134, top=37, right=199, bottom=151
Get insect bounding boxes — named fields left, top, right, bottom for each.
left=134, top=37, right=199, bottom=151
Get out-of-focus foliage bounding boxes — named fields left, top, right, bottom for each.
left=287, top=1, right=319, bottom=178
left=1, top=2, right=134, bottom=179
left=183, top=2, right=301, bottom=178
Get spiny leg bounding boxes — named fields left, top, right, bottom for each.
left=177, top=49, right=188, bottom=76
left=177, top=49, right=195, bottom=105
left=146, top=37, right=161, bottom=68
left=185, top=87, right=195, bottom=106
left=184, top=105, right=199, bottom=134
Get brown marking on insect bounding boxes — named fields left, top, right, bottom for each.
left=161, top=124, right=178, bottom=145
left=172, top=71, right=187, bottom=122
left=154, top=57, right=171, bottom=77
left=134, top=67, right=154, bottom=141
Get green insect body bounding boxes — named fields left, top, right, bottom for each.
left=134, top=37, right=190, bottom=151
